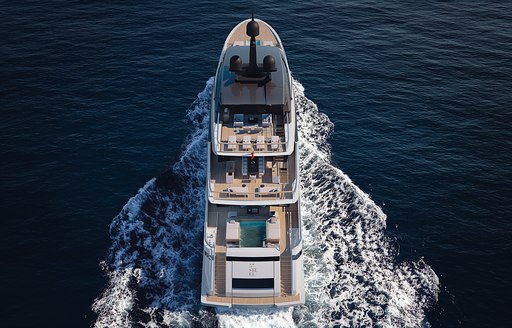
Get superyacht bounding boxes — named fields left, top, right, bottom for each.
left=201, top=17, right=304, bottom=307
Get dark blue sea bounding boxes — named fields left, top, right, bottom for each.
left=2, top=1, right=511, bottom=327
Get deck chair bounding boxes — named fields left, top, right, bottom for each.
left=256, top=135, right=265, bottom=150
left=233, top=114, right=244, bottom=128
left=242, top=135, right=252, bottom=150
left=227, top=135, right=237, bottom=150
left=271, top=136, right=280, bottom=150
left=262, top=114, right=272, bottom=127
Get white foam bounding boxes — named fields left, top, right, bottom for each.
left=217, top=308, right=295, bottom=328
left=293, top=81, right=439, bottom=327
left=92, top=78, right=439, bottom=327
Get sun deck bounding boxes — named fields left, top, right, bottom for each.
left=212, top=20, right=294, bottom=157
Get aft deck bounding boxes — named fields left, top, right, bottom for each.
left=205, top=204, right=300, bottom=303
left=205, top=293, right=301, bottom=306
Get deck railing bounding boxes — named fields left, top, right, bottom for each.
left=210, top=189, right=294, bottom=200
left=209, top=180, right=297, bottom=201
left=216, top=140, right=287, bottom=153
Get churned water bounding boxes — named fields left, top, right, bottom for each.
left=91, top=79, right=439, bottom=327
left=2, top=1, right=511, bottom=327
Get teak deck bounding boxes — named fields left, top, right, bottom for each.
left=209, top=155, right=295, bottom=201
left=205, top=293, right=300, bottom=305
left=207, top=204, right=300, bottom=303
left=226, top=20, right=279, bottom=48
left=203, top=19, right=302, bottom=307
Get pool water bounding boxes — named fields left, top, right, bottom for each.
left=239, top=220, right=266, bottom=247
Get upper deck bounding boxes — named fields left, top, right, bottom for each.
left=211, top=19, right=295, bottom=157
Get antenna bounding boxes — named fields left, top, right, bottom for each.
left=229, top=14, right=275, bottom=85
left=246, top=13, right=259, bottom=73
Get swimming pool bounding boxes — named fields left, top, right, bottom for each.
left=239, top=220, right=266, bottom=247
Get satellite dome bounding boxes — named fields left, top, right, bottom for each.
left=263, top=55, right=276, bottom=72
left=229, top=55, right=243, bottom=72
left=246, top=19, right=259, bottom=37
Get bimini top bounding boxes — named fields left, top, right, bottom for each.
left=219, top=46, right=288, bottom=108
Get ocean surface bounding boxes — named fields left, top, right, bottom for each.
left=2, top=1, right=511, bottom=327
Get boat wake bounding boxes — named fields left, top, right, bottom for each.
left=92, top=78, right=439, bottom=327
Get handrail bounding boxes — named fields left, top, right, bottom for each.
left=216, top=140, right=287, bottom=153
left=210, top=190, right=294, bottom=200
left=208, top=179, right=298, bottom=196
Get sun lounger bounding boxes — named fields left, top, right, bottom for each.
left=226, top=220, right=240, bottom=243
left=266, top=216, right=280, bottom=242
left=259, top=186, right=279, bottom=193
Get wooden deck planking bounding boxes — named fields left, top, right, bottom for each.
left=226, top=20, right=279, bottom=48
left=221, top=124, right=275, bottom=142
left=209, top=155, right=294, bottom=200
left=274, top=294, right=301, bottom=303
left=207, top=205, right=288, bottom=253
left=219, top=120, right=285, bottom=153
left=205, top=293, right=300, bottom=305
left=207, top=204, right=300, bottom=303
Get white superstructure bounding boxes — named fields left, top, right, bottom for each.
left=201, top=17, right=304, bottom=307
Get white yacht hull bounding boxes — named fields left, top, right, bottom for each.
left=201, top=18, right=304, bottom=308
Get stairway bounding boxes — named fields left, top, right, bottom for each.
left=275, top=125, right=285, bottom=137
left=280, top=253, right=292, bottom=296
left=258, top=157, right=265, bottom=175
left=215, top=253, right=226, bottom=296
left=242, top=157, right=248, bottom=177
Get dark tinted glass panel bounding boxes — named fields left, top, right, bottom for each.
left=232, top=278, right=274, bottom=289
